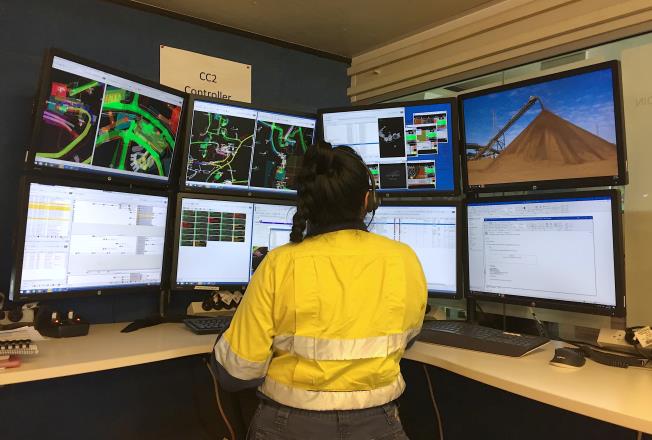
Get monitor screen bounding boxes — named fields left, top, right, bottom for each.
left=15, top=182, right=168, bottom=298
left=250, top=203, right=296, bottom=275
left=320, top=99, right=458, bottom=195
left=461, top=62, right=625, bottom=191
left=31, top=54, right=185, bottom=183
left=174, top=197, right=295, bottom=287
left=370, top=204, right=458, bottom=295
left=184, top=99, right=316, bottom=195
left=467, top=194, right=620, bottom=312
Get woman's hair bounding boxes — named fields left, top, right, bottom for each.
left=290, top=141, right=370, bottom=243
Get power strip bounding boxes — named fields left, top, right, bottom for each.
left=186, top=302, right=234, bottom=317
left=0, top=307, right=35, bottom=327
left=597, top=328, right=638, bottom=354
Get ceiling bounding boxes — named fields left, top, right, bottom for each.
left=133, top=0, right=496, bottom=58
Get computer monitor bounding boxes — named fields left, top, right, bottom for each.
left=319, top=98, right=459, bottom=196
left=466, top=191, right=625, bottom=316
left=27, top=49, right=186, bottom=185
left=181, top=96, right=316, bottom=198
left=172, top=194, right=296, bottom=289
left=460, top=61, right=627, bottom=192
left=369, top=201, right=462, bottom=298
left=10, top=178, right=170, bottom=300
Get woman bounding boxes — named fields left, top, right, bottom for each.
left=211, top=142, right=427, bottom=439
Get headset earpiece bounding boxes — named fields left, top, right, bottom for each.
left=365, top=167, right=380, bottom=213
left=332, top=146, right=380, bottom=214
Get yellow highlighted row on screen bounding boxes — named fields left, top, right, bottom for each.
left=28, top=203, right=72, bottom=211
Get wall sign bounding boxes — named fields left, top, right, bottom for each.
left=160, top=45, right=251, bottom=102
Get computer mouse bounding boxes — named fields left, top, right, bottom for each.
left=550, top=347, right=586, bottom=368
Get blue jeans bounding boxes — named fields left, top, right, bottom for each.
left=247, top=398, right=410, bottom=440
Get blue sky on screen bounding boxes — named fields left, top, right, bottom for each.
left=463, top=68, right=616, bottom=147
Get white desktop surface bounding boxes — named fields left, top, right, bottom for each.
left=0, top=323, right=216, bottom=386
left=404, top=340, right=652, bottom=434
left=2, top=323, right=651, bottom=434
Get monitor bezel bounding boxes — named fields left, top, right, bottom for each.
left=25, top=48, right=189, bottom=188
left=317, top=97, right=461, bottom=198
left=464, top=189, right=626, bottom=317
left=171, top=192, right=297, bottom=291
left=459, top=60, right=628, bottom=193
left=375, top=198, right=465, bottom=299
left=9, top=174, right=174, bottom=302
left=179, top=95, right=317, bottom=200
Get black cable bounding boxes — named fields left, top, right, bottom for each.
left=633, top=344, right=652, bottom=362
left=189, top=357, right=220, bottom=440
left=530, top=310, right=548, bottom=338
left=627, top=327, right=652, bottom=362
left=475, top=301, right=487, bottom=321
left=206, top=358, right=237, bottom=440
left=423, top=365, right=444, bottom=440
left=560, top=338, right=649, bottom=360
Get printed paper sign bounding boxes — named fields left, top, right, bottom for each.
left=160, top=45, right=251, bottom=102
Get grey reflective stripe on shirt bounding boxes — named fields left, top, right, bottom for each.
left=260, top=374, right=406, bottom=411
left=214, top=336, right=271, bottom=381
left=272, top=327, right=421, bottom=360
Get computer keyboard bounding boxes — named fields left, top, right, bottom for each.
left=183, top=316, right=232, bottom=335
left=417, top=320, right=549, bottom=357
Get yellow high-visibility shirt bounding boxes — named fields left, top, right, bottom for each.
left=214, top=229, right=427, bottom=410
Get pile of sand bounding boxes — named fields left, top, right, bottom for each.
left=468, top=110, right=618, bottom=186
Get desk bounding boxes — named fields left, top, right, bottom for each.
left=0, top=323, right=216, bottom=386
left=3, top=324, right=651, bottom=435
left=404, top=340, right=652, bottom=434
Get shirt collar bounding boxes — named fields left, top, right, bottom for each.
left=306, top=220, right=367, bottom=238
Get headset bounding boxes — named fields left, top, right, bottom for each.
left=625, top=326, right=644, bottom=346
left=334, top=146, right=380, bottom=214
left=365, top=166, right=381, bottom=213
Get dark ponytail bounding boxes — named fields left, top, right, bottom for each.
left=290, top=141, right=369, bottom=243
left=289, top=197, right=309, bottom=243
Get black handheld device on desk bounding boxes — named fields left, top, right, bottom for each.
left=35, top=308, right=89, bottom=338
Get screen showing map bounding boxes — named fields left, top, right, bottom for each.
left=32, top=55, right=184, bottom=182
left=185, top=100, right=316, bottom=195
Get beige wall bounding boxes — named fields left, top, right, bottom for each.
left=621, top=43, right=652, bottom=327
left=349, top=0, right=652, bottom=103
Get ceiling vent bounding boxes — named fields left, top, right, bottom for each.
left=443, top=73, right=504, bottom=92
left=540, top=51, right=587, bottom=70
